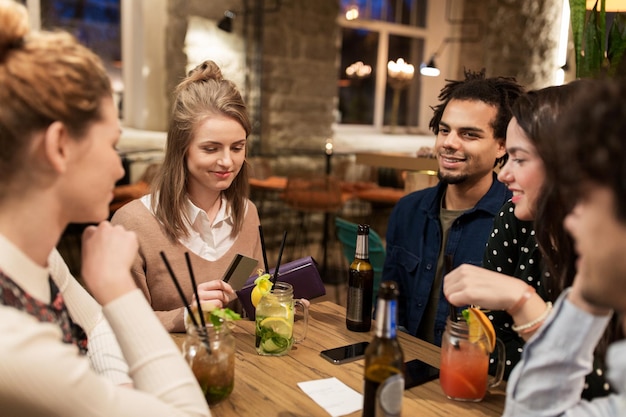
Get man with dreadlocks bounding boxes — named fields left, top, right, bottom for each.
left=382, top=69, right=523, bottom=346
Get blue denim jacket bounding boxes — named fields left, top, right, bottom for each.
left=383, top=173, right=511, bottom=346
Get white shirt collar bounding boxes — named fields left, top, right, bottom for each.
left=184, top=195, right=232, bottom=228
left=142, top=193, right=242, bottom=262
left=0, top=234, right=51, bottom=302
left=141, top=193, right=233, bottom=228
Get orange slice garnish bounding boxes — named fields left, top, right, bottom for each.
left=466, top=307, right=496, bottom=353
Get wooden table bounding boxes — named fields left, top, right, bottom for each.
left=173, top=301, right=505, bottom=416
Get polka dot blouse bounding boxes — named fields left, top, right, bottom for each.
left=483, top=201, right=612, bottom=399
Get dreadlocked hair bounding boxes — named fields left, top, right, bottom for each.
left=428, top=68, right=524, bottom=167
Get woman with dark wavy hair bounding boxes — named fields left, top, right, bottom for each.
left=112, top=60, right=263, bottom=332
left=503, top=79, right=626, bottom=417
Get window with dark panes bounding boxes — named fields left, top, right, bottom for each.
left=339, top=28, right=378, bottom=125
left=338, top=0, right=428, bottom=130
left=40, top=0, right=120, bottom=62
left=39, top=0, right=122, bottom=114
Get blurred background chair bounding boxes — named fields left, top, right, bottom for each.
left=282, top=174, right=350, bottom=282
left=248, top=156, right=286, bottom=220
left=335, top=216, right=386, bottom=304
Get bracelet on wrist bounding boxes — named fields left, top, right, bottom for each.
left=517, top=318, right=544, bottom=335
left=507, top=285, right=536, bottom=316
left=512, top=301, right=553, bottom=335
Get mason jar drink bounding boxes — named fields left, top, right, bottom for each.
left=439, top=318, right=505, bottom=402
left=183, top=322, right=235, bottom=405
left=255, top=281, right=308, bottom=356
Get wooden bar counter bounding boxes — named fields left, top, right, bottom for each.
left=173, top=301, right=505, bottom=416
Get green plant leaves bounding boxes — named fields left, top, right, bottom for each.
left=584, top=4, right=604, bottom=77
left=608, top=13, right=626, bottom=76
left=570, top=0, right=626, bottom=78
left=570, top=0, right=587, bottom=76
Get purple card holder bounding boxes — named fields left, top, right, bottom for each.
left=235, top=256, right=326, bottom=320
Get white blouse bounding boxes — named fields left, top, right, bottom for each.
left=141, top=194, right=245, bottom=261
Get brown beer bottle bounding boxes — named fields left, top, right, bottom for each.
left=346, top=224, right=374, bottom=332
left=362, top=281, right=404, bottom=417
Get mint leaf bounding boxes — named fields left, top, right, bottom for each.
left=461, top=308, right=470, bottom=324
left=209, top=308, right=241, bottom=329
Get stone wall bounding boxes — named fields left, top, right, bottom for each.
left=165, top=0, right=339, bottom=161
left=163, top=0, right=566, bottom=159
left=260, top=1, right=340, bottom=154
left=458, top=0, right=564, bottom=90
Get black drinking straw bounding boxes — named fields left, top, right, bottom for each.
left=159, top=251, right=210, bottom=351
left=444, top=254, right=458, bottom=322
left=185, top=252, right=207, bottom=330
left=271, top=230, right=288, bottom=285
left=258, top=225, right=270, bottom=274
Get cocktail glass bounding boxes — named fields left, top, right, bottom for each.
left=183, top=321, right=235, bottom=406
left=439, top=317, right=505, bottom=402
left=255, top=281, right=309, bottom=356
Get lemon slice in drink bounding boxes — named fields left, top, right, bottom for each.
left=259, top=317, right=292, bottom=353
left=251, top=273, right=273, bottom=307
left=261, top=336, right=289, bottom=353
left=464, top=307, right=496, bottom=353
left=259, top=317, right=292, bottom=338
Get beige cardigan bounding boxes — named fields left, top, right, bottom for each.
left=111, top=199, right=263, bottom=332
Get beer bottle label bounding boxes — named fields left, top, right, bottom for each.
left=376, top=374, right=404, bottom=417
left=346, top=286, right=363, bottom=321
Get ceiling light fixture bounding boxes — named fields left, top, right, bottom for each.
left=419, top=57, right=441, bottom=77
left=217, top=10, right=236, bottom=33
left=419, top=0, right=483, bottom=77
left=217, top=1, right=282, bottom=33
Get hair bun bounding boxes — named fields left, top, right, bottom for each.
left=0, top=0, right=30, bottom=59
left=187, top=60, right=224, bottom=83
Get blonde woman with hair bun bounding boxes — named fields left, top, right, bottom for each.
left=0, top=0, right=210, bottom=415
left=112, top=60, right=263, bottom=332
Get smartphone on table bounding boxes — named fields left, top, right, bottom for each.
left=403, top=358, right=440, bottom=389
left=320, top=341, right=370, bottom=364
left=320, top=343, right=439, bottom=389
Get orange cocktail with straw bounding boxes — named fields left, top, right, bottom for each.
left=440, top=337, right=489, bottom=400
left=439, top=308, right=504, bottom=402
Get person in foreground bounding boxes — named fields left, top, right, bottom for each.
left=112, top=60, right=263, bottom=332
left=444, top=81, right=618, bottom=394
left=383, top=69, right=523, bottom=345
left=0, top=1, right=210, bottom=416
left=48, top=247, right=133, bottom=386
left=503, top=80, right=626, bottom=416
